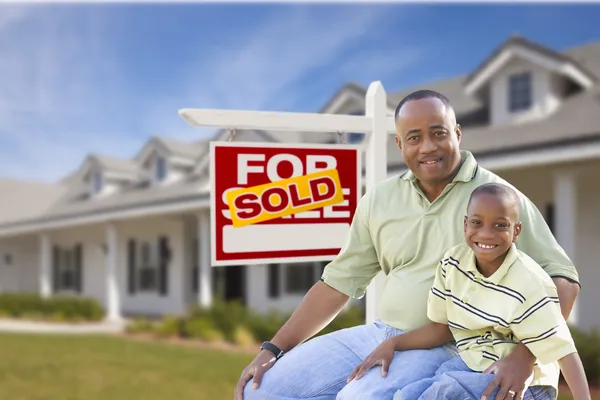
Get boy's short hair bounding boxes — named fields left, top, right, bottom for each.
left=467, top=183, right=520, bottom=212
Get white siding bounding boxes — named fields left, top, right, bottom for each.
left=490, top=58, right=560, bottom=125
left=498, top=161, right=600, bottom=329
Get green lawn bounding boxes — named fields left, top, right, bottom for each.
left=0, top=333, right=254, bottom=399
left=0, top=333, right=595, bottom=400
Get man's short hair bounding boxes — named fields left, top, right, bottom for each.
left=394, top=89, right=452, bottom=120
left=467, top=183, right=521, bottom=213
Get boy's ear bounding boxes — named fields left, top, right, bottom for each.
left=463, top=215, right=467, bottom=233
left=513, top=221, right=522, bottom=242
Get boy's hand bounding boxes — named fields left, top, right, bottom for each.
left=347, top=339, right=397, bottom=382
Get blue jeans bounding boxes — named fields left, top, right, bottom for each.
left=243, top=320, right=457, bottom=399
left=393, top=355, right=557, bottom=400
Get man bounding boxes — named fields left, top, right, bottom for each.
left=235, top=90, right=580, bottom=400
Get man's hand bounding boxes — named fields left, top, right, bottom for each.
left=234, top=350, right=277, bottom=400
left=347, top=339, right=397, bottom=382
left=480, top=344, right=535, bottom=400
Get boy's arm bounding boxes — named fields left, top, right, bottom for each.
left=390, top=321, right=453, bottom=350
left=347, top=321, right=453, bottom=381
left=347, top=257, right=453, bottom=382
left=558, top=353, right=592, bottom=400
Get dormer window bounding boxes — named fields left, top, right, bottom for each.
left=92, top=171, right=103, bottom=194
left=155, top=156, right=167, bottom=182
left=508, top=72, right=532, bottom=112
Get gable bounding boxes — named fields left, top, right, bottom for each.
left=465, top=37, right=595, bottom=98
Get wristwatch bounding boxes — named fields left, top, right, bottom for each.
left=260, top=341, right=284, bottom=360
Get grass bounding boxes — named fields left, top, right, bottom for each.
left=0, top=333, right=596, bottom=400
left=0, top=333, right=254, bottom=399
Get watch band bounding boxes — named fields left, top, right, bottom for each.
left=261, top=341, right=284, bottom=360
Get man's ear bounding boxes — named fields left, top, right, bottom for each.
left=455, top=124, right=462, bottom=143
left=395, top=135, right=402, bottom=151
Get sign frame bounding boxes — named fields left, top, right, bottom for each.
left=210, top=140, right=363, bottom=267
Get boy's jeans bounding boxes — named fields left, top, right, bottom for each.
left=243, top=320, right=457, bottom=399
left=393, top=354, right=557, bottom=400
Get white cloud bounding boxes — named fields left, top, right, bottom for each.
left=144, top=5, right=421, bottom=139
left=0, top=4, right=420, bottom=183
left=0, top=5, right=141, bottom=182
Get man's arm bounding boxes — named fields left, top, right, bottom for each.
left=235, top=194, right=381, bottom=400
left=553, top=276, right=580, bottom=320
left=270, top=281, right=350, bottom=352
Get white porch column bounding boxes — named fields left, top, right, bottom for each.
left=39, top=233, right=51, bottom=297
left=553, top=171, right=578, bottom=325
left=198, top=211, right=212, bottom=308
left=105, top=223, right=122, bottom=322
left=364, top=82, right=388, bottom=324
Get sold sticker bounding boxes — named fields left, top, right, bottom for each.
left=225, top=168, right=344, bottom=228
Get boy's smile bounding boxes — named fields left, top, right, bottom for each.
left=464, top=187, right=522, bottom=276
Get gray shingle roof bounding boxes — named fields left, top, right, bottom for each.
left=385, top=39, right=600, bottom=168
left=0, top=179, right=68, bottom=225
left=154, top=136, right=206, bottom=159
left=88, top=154, right=141, bottom=177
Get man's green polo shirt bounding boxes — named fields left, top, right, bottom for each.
left=321, top=150, right=579, bottom=331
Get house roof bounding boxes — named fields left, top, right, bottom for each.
left=0, top=179, right=68, bottom=225
left=464, top=35, right=597, bottom=91
left=87, top=154, right=141, bottom=177
left=384, top=39, right=600, bottom=168
left=1, top=35, right=600, bottom=232
left=155, top=136, right=206, bottom=159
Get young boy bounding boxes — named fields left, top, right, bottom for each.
left=347, top=183, right=590, bottom=400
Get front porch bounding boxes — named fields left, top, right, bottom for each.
left=495, top=158, right=600, bottom=330
left=0, top=210, right=338, bottom=321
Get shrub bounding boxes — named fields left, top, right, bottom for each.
left=245, top=310, right=290, bottom=343
left=126, top=317, right=155, bottom=334
left=189, top=300, right=250, bottom=342
left=183, top=317, right=223, bottom=342
left=154, top=316, right=182, bottom=338
left=185, top=301, right=365, bottom=347
left=0, top=293, right=104, bottom=322
left=233, top=326, right=256, bottom=348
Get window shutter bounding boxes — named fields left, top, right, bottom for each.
left=52, top=246, right=60, bottom=293
left=158, top=236, right=170, bottom=296
left=74, top=243, right=83, bottom=293
left=192, top=238, right=199, bottom=294
left=268, top=264, right=280, bottom=298
left=128, top=239, right=136, bottom=295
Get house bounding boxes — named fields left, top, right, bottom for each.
left=0, top=35, right=599, bottom=330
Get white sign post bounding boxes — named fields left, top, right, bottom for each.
left=179, top=81, right=396, bottom=324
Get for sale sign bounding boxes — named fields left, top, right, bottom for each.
left=210, top=141, right=361, bottom=266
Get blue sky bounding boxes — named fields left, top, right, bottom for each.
left=1, top=3, right=600, bottom=182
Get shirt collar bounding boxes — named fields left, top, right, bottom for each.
left=464, top=243, right=520, bottom=285
left=401, top=150, right=479, bottom=183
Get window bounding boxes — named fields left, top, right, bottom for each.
left=346, top=133, right=364, bottom=144
left=285, top=263, right=316, bottom=294
left=53, top=245, right=82, bottom=292
left=155, top=157, right=167, bottom=182
left=127, top=237, right=170, bottom=294
left=92, top=171, right=103, bottom=194
left=508, top=72, right=532, bottom=112
left=138, top=240, right=160, bottom=291
left=346, top=111, right=365, bottom=144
